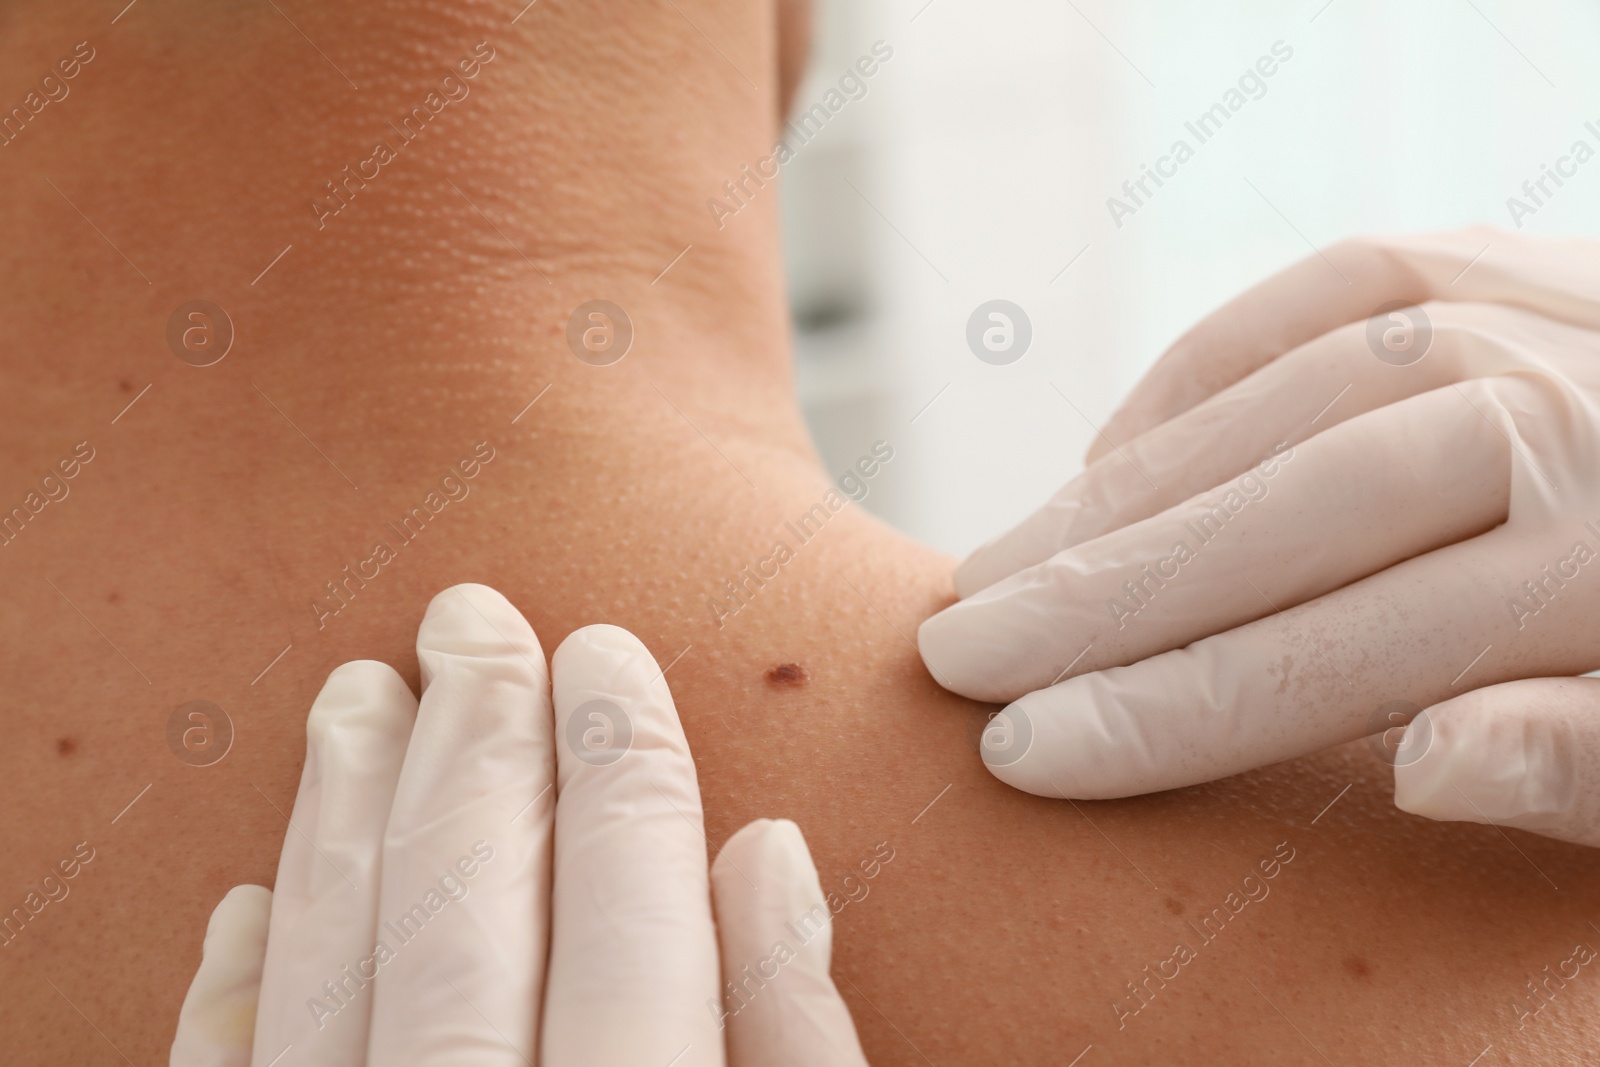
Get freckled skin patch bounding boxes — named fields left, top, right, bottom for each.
left=766, top=662, right=808, bottom=687
left=1344, top=955, right=1372, bottom=980
left=56, top=737, right=77, bottom=756
left=1164, top=896, right=1185, bottom=916
left=107, top=591, right=120, bottom=604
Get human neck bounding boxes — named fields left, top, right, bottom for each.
left=0, top=0, right=797, bottom=439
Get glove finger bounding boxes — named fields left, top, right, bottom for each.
left=250, top=660, right=416, bottom=1067
left=958, top=301, right=1566, bottom=598
left=1089, top=227, right=1600, bottom=465
left=1395, top=677, right=1600, bottom=848
left=543, top=624, right=723, bottom=1067
left=712, top=820, right=869, bottom=1067
left=366, top=584, right=554, bottom=1067
left=170, top=885, right=273, bottom=1067
left=927, top=381, right=1510, bottom=703
left=979, top=525, right=1600, bottom=800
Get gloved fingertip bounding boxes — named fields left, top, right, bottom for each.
left=915, top=605, right=997, bottom=701
left=978, top=701, right=1042, bottom=788
left=1392, top=713, right=1455, bottom=820
left=714, top=818, right=870, bottom=1066
left=921, top=578, right=1068, bottom=704
left=552, top=623, right=674, bottom=718
left=718, top=815, right=779, bottom=856
left=716, top=818, right=817, bottom=890
left=1392, top=708, right=1572, bottom=825
left=416, top=583, right=545, bottom=681
left=914, top=610, right=951, bottom=668
left=205, top=884, right=272, bottom=946
left=713, top=817, right=834, bottom=986
left=171, top=886, right=272, bottom=1065
left=553, top=623, right=656, bottom=677
left=1388, top=703, right=1574, bottom=831
left=1393, top=681, right=1600, bottom=847
left=321, top=658, right=407, bottom=694
left=551, top=623, right=695, bottom=792
left=731, top=816, right=805, bottom=851
left=423, top=581, right=513, bottom=624
left=306, top=660, right=415, bottom=743
left=952, top=549, right=994, bottom=599
left=419, top=582, right=533, bottom=642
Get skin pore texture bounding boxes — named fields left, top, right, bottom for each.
left=1, top=2, right=1598, bottom=1064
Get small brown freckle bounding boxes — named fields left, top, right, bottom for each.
left=1343, top=955, right=1372, bottom=981
left=118, top=377, right=134, bottom=394
left=56, top=737, right=77, bottom=757
left=766, top=663, right=809, bottom=687
left=107, top=591, right=121, bottom=604
left=1164, top=896, right=1185, bottom=916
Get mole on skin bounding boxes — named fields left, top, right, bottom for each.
left=1343, top=955, right=1373, bottom=981
left=766, top=663, right=809, bottom=687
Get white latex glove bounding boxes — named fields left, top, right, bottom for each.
left=919, top=228, right=1600, bottom=848
left=171, top=584, right=868, bottom=1066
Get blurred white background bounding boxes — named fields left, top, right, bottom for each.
left=782, top=0, right=1600, bottom=557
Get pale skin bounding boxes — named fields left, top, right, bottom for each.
left=1, top=2, right=1598, bottom=1064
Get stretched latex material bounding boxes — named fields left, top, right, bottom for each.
left=711, top=820, right=871, bottom=1067
left=172, top=585, right=865, bottom=1065
left=920, top=230, right=1600, bottom=848
left=252, top=660, right=418, bottom=1067
left=365, top=584, right=554, bottom=1066
left=542, top=624, right=722, bottom=1066
left=1395, top=677, right=1600, bottom=847
left=1087, top=226, right=1600, bottom=466
left=169, top=885, right=272, bottom=1067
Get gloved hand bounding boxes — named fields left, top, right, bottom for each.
left=170, top=584, right=868, bottom=1066
left=919, top=228, right=1600, bottom=848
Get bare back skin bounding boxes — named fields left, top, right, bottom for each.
left=1, top=3, right=1597, bottom=1063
